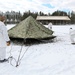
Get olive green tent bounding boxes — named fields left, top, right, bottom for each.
left=8, top=16, right=55, bottom=39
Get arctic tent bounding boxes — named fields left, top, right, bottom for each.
left=8, top=16, right=56, bottom=40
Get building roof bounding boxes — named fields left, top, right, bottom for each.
left=36, top=16, right=70, bottom=21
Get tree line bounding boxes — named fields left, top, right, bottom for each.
left=21, top=10, right=75, bottom=24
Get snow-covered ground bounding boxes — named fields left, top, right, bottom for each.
left=0, top=24, right=75, bottom=75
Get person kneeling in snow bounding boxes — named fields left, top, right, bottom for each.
left=0, top=16, right=10, bottom=63
left=69, top=28, right=75, bottom=44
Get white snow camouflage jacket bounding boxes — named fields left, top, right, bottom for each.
left=0, top=21, right=10, bottom=47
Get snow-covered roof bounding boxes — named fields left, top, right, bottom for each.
left=36, top=16, right=70, bottom=20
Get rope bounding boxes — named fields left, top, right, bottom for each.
left=16, top=43, right=24, bottom=67
left=8, top=39, right=30, bottom=67
left=19, top=46, right=30, bottom=61
left=8, top=43, right=17, bottom=67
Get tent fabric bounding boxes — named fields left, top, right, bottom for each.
left=8, top=16, right=55, bottom=39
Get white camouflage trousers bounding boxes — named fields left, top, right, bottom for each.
left=0, top=47, right=6, bottom=60
left=70, top=35, right=75, bottom=43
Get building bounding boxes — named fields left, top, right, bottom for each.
left=0, top=11, right=22, bottom=24
left=36, top=16, right=70, bottom=25
left=5, top=11, right=22, bottom=24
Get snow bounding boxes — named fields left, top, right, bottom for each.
left=0, top=24, right=75, bottom=75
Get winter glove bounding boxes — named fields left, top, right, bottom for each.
left=7, top=41, right=10, bottom=46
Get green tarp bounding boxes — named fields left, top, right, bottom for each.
left=8, top=16, right=55, bottom=39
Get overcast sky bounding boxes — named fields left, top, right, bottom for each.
left=0, top=0, right=75, bottom=14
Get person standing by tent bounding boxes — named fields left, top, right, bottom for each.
left=48, top=22, right=52, bottom=30
left=69, top=28, right=75, bottom=44
left=0, top=16, right=10, bottom=63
